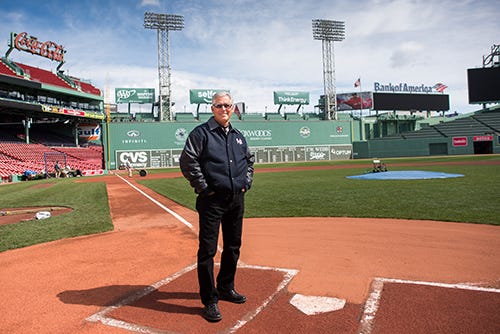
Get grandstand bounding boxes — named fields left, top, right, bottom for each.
left=398, top=110, right=500, bottom=139
left=0, top=55, right=105, bottom=182
left=353, top=108, right=500, bottom=158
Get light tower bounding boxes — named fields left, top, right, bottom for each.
left=312, top=19, right=345, bottom=120
left=144, top=12, right=184, bottom=121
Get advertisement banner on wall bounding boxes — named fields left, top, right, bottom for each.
left=78, top=124, right=101, bottom=140
left=189, top=89, right=229, bottom=104
left=473, top=135, right=493, bottom=142
left=273, top=91, right=310, bottom=105
left=452, top=137, right=468, bottom=147
left=115, top=88, right=155, bottom=104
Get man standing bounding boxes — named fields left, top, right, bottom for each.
left=124, top=158, right=133, bottom=177
left=180, top=91, right=254, bottom=322
left=54, top=161, right=62, bottom=178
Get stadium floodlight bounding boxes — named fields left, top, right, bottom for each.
left=312, top=19, right=345, bottom=120
left=144, top=12, right=184, bottom=122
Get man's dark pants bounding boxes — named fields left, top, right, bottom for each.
left=196, top=192, right=245, bottom=306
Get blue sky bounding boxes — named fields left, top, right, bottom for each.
left=1, top=0, right=498, bottom=114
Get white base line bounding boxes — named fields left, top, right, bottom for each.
left=357, top=277, right=500, bottom=334
left=86, top=263, right=197, bottom=333
left=114, top=173, right=193, bottom=229
left=226, top=264, right=299, bottom=334
left=86, top=263, right=298, bottom=334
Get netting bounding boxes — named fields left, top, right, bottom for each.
left=44, top=152, right=67, bottom=174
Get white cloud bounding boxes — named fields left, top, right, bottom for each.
left=140, top=0, right=161, bottom=7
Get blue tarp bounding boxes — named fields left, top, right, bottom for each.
left=347, top=170, right=464, bottom=180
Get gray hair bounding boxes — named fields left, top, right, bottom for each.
left=212, top=91, right=232, bottom=103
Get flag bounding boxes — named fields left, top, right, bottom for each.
left=354, top=78, right=361, bottom=87
left=433, top=83, right=448, bottom=93
left=234, top=102, right=244, bottom=119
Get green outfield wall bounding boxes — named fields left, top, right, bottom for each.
left=103, top=120, right=353, bottom=169
left=353, top=135, right=500, bottom=158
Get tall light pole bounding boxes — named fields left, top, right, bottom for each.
left=312, top=19, right=345, bottom=120
left=144, top=12, right=184, bottom=122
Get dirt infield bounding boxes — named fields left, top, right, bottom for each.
left=0, top=206, right=72, bottom=225
left=1, top=168, right=499, bottom=333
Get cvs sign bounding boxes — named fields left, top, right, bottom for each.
left=118, top=151, right=148, bottom=167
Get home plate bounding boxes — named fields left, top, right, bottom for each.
left=290, top=294, right=346, bottom=315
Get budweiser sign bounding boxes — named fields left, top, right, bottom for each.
left=452, top=137, right=468, bottom=147
left=10, top=31, right=65, bottom=62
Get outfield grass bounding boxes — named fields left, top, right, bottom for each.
left=140, top=155, right=500, bottom=225
left=1, top=155, right=499, bottom=252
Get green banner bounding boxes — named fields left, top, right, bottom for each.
left=273, top=91, right=310, bottom=105
left=115, top=88, right=155, bottom=104
left=189, top=89, right=229, bottom=104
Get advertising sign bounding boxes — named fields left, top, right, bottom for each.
left=9, top=31, right=65, bottom=62
left=336, top=92, right=373, bottom=111
left=78, top=124, right=101, bottom=140
left=115, top=88, right=155, bottom=104
left=190, top=89, right=229, bottom=104
left=41, top=105, right=104, bottom=120
left=452, top=137, right=468, bottom=147
left=473, top=135, right=493, bottom=142
left=374, top=82, right=434, bottom=94
left=273, top=91, right=310, bottom=105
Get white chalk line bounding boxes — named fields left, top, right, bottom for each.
left=86, top=263, right=298, bottom=334
left=114, top=173, right=193, bottom=229
left=86, top=263, right=196, bottom=333
left=357, top=277, right=500, bottom=334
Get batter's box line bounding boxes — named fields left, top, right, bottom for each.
left=86, top=263, right=299, bottom=334
left=357, top=277, right=500, bottom=334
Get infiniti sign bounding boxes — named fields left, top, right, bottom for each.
left=127, top=130, right=141, bottom=137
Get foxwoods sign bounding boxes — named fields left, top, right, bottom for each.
left=374, top=82, right=434, bottom=93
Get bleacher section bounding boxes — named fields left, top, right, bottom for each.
left=434, top=116, right=493, bottom=137
left=0, top=59, right=102, bottom=96
left=285, top=113, right=304, bottom=120
left=401, top=126, right=444, bottom=139
left=472, top=112, right=500, bottom=133
left=0, top=59, right=22, bottom=77
left=303, top=113, right=323, bottom=120
left=16, top=63, right=70, bottom=89
left=265, top=113, right=284, bottom=121
left=0, top=142, right=103, bottom=179
left=397, top=110, right=500, bottom=139
left=74, top=79, right=102, bottom=96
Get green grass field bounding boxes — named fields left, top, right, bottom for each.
left=1, top=155, right=499, bottom=252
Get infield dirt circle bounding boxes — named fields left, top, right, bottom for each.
left=1, top=165, right=499, bottom=334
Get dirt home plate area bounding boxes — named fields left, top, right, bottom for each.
left=1, top=167, right=500, bottom=334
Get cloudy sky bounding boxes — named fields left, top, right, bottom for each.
left=1, top=0, right=498, bottom=115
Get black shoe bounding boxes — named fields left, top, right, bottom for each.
left=218, top=289, right=247, bottom=304
left=202, top=303, right=222, bottom=322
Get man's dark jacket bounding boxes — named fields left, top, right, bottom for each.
left=179, top=117, right=255, bottom=195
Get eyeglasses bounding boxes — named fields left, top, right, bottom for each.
left=212, top=103, right=233, bottom=109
